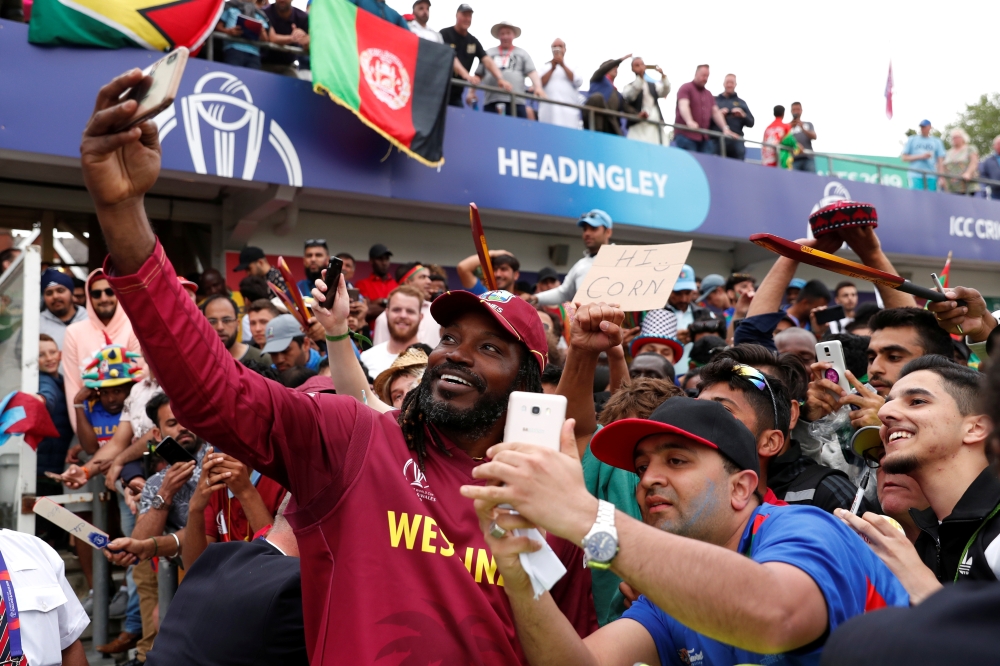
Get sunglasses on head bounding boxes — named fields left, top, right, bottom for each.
left=90, top=287, right=115, bottom=299
left=731, top=364, right=779, bottom=431
left=304, top=239, right=328, bottom=249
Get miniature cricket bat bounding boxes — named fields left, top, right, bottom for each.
left=32, top=497, right=110, bottom=549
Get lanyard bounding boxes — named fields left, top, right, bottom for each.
left=496, top=47, right=513, bottom=70
left=0, top=550, right=24, bottom=662
left=953, top=502, right=1000, bottom=582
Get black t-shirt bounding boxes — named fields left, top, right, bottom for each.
left=262, top=5, right=309, bottom=66
left=439, top=26, right=486, bottom=103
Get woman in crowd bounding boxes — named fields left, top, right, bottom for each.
left=940, top=128, right=979, bottom=195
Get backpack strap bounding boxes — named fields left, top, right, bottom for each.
left=783, top=463, right=848, bottom=504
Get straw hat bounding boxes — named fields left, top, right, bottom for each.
left=374, top=348, right=429, bottom=403
left=490, top=21, right=521, bottom=39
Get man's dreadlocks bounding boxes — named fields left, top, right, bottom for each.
left=397, top=351, right=542, bottom=471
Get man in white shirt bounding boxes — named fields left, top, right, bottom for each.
left=407, top=0, right=442, bottom=43
left=0, top=529, right=89, bottom=666
left=623, top=56, right=670, bottom=144
left=534, top=209, right=613, bottom=307
left=361, top=286, right=424, bottom=377
left=538, top=38, right=582, bottom=128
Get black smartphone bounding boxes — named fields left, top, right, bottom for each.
left=347, top=288, right=361, bottom=302
left=153, top=436, right=197, bottom=466
left=814, top=305, right=846, bottom=326
left=322, top=256, right=344, bottom=310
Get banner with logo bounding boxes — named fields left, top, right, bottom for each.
left=27, top=0, right=224, bottom=52
left=310, top=0, right=454, bottom=167
left=815, top=154, right=909, bottom=189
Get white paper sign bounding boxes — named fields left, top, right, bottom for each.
left=572, top=241, right=693, bottom=311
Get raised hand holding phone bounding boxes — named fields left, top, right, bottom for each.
left=311, top=270, right=351, bottom=335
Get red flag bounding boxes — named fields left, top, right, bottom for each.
left=0, top=391, right=60, bottom=450
left=884, top=62, right=894, bottom=120
left=940, top=251, right=952, bottom=289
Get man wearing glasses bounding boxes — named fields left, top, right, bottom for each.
left=201, top=294, right=271, bottom=366
left=63, top=270, right=141, bottom=431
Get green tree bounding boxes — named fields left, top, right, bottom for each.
left=945, top=93, right=1000, bottom=156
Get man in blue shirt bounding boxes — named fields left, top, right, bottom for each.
left=463, top=394, right=908, bottom=666
left=901, top=119, right=946, bottom=190
left=217, top=1, right=271, bottom=70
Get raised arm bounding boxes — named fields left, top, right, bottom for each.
left=747, top=234, right=844, bottom=317
left=81, top=71, right=360, bottom=501
left=456, top=249, right=512, bottom=291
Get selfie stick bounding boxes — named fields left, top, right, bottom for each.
left=470, top=203, right=498, bottom=292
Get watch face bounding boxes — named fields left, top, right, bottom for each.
left=585, top=531, right=618, bottom=563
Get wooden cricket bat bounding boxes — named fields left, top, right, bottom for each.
left=276, top=256, right=311, bottom=324
left=749, top=233, right=949, bottom=303
left=469, top=203, right=498, bottom=292
left=268, top=282, right=308, bottom=327
left=32, top=497, right=111, bottom=549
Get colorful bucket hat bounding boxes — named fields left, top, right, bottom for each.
left=629, top=309, right=684, bottom=360
left=82, top=344, right=142, bottom=388
left=809, top=200, right=878, bottom=237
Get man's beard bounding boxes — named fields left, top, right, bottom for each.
left=643, top=484, right=729, bottom=543
left=95, top=303, right=117, bottom=321
left=390, top=319, right=420, bottom=343
left=304, top=267, right=324, bottom=285
left=882, top=453, right=921, bottom=475
left=221, top=330, right=238, bottom=350
left=417, top=363, right=512, bottom=440
left=178, top=432, right=202, bottom=453
left=49, top=302, right=72, bottom=318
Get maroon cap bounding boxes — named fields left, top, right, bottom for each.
left=430, top=289, right=547, bottom=370
left=808, top=200, right=877, bottom=237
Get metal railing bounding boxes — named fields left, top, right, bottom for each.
left=452, top=78, right=1000, bottom=194
left=203, top=30, right=306, bottom=63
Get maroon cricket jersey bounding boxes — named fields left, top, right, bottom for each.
left=106, top=242, right=595, bottom=665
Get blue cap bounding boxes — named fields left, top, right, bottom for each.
left=788, top=278, right=807, bottom=290
left=919, top=119, right=931, bottom=127
left=673, top=264, right=697, bottom=292
left=578, top=209, right=613, bottom=229
left=41, top=268, right=74, bottom=292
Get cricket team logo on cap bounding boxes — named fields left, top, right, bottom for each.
left=360, top=48, right=412, bottom=110
left=483, top=290, right=515, bottom=303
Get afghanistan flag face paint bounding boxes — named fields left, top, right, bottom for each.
left=311, top=0, right=454, bottom=167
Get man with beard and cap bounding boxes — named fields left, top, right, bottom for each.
left=39, top=268, right=88, bottom=348
left=296, top=239, right=329, bottom=297
left=62, top=269, right=141, bottom=431
left=77, top=68, right=597, bottom=663
left=201, top=294, right=271, bottom=366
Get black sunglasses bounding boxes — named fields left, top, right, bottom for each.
left=862, top=444, right=885, bottom=469
left=304, top=239, right=328, bottom=249
left=90, top=287, right=115, bottom=299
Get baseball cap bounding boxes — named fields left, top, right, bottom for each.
left=536, top=267, right=560, bottom=283
left=234, top=246, right=266, bottom=272
left=787, top=278, right=807, bottom=290
left=369, top=243, right=393, bottom=259
left=262, top=314, right=304, bottom=354
left=851, top=425, right=882, bottom=459
left=577, top=209, right=613, bottom=229
left=696, top=274, right=725, bottom=303
left=41, top=268, right=74, bottom=292
left=919, top=119, right=931, bottom=127
left=430, top=289, right=548, bottom=370
left=673, top=264, right=696, bottom=292
left=457, top=3, right=473, bottom=11
left=591, top=397, right=759, bottom=476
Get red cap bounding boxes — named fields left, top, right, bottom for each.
left=176, top=276, right=198, bottom=293
left=430, top=289, right=548, bottom=370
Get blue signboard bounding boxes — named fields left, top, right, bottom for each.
left=2, top=19, right=999, bottom=263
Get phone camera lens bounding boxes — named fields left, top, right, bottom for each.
left=531, top=406, right=540, bottom=415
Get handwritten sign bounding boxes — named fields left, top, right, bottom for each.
left=572, top=241, right=692, bottom=312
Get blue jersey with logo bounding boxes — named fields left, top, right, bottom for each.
left=622, top=504, right=909, bottom=666
left=83, top=400, right=122, bottom=446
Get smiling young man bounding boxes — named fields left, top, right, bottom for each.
left=39, top=268, right=88, bottom=348
left=848, top=355, right=994, bottom=593
left=77, top=68, right=594, bottom=665
left=461, top=396, right=908, bottom=666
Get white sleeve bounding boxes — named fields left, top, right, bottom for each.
left=54, top=557, right=89, bottom=649
left=534, top=262, right=581, bottom=307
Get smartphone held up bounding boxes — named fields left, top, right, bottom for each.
left=503, top=392, right=567, bottom=450
left=112, top=47, right=189, bottom=132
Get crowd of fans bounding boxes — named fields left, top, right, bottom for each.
left=21, top=184, right=1000, bottom=663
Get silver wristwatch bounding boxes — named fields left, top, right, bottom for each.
left=151, top=494, right=169, bottom=510
left=582, top=499, right=619, bottom=570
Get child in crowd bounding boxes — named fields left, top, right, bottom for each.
left=36, top=334, right=75, bottom=546
left=73, top=344, right=142, bottom=454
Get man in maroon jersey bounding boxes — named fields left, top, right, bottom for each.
left=79, top=69, right=598, bottom=665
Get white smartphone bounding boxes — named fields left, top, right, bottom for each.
left=503, top=392, right=567, bottom=449
left=114, top=47, right=189, bottom=132
left=815, top=340, right=852, bottom=394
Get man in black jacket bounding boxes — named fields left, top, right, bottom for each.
left=712, top=73, right=754, bottom=160
left=146, top=494, right=306, bottom=665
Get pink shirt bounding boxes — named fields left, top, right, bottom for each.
left=675, top=81, right=717, bottom=142
left=106, top=241, right=596, bottom=665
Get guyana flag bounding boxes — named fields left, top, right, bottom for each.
left=311, top=0, right=454, bottom=167
left=27, top=0, right=224, bottom=52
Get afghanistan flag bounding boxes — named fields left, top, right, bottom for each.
left=311, top=0, right=454, bottom=167
left=27, top=0, right=224, bottom=52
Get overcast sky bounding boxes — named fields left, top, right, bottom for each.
left=298, top=0, right=1000, bottom=157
